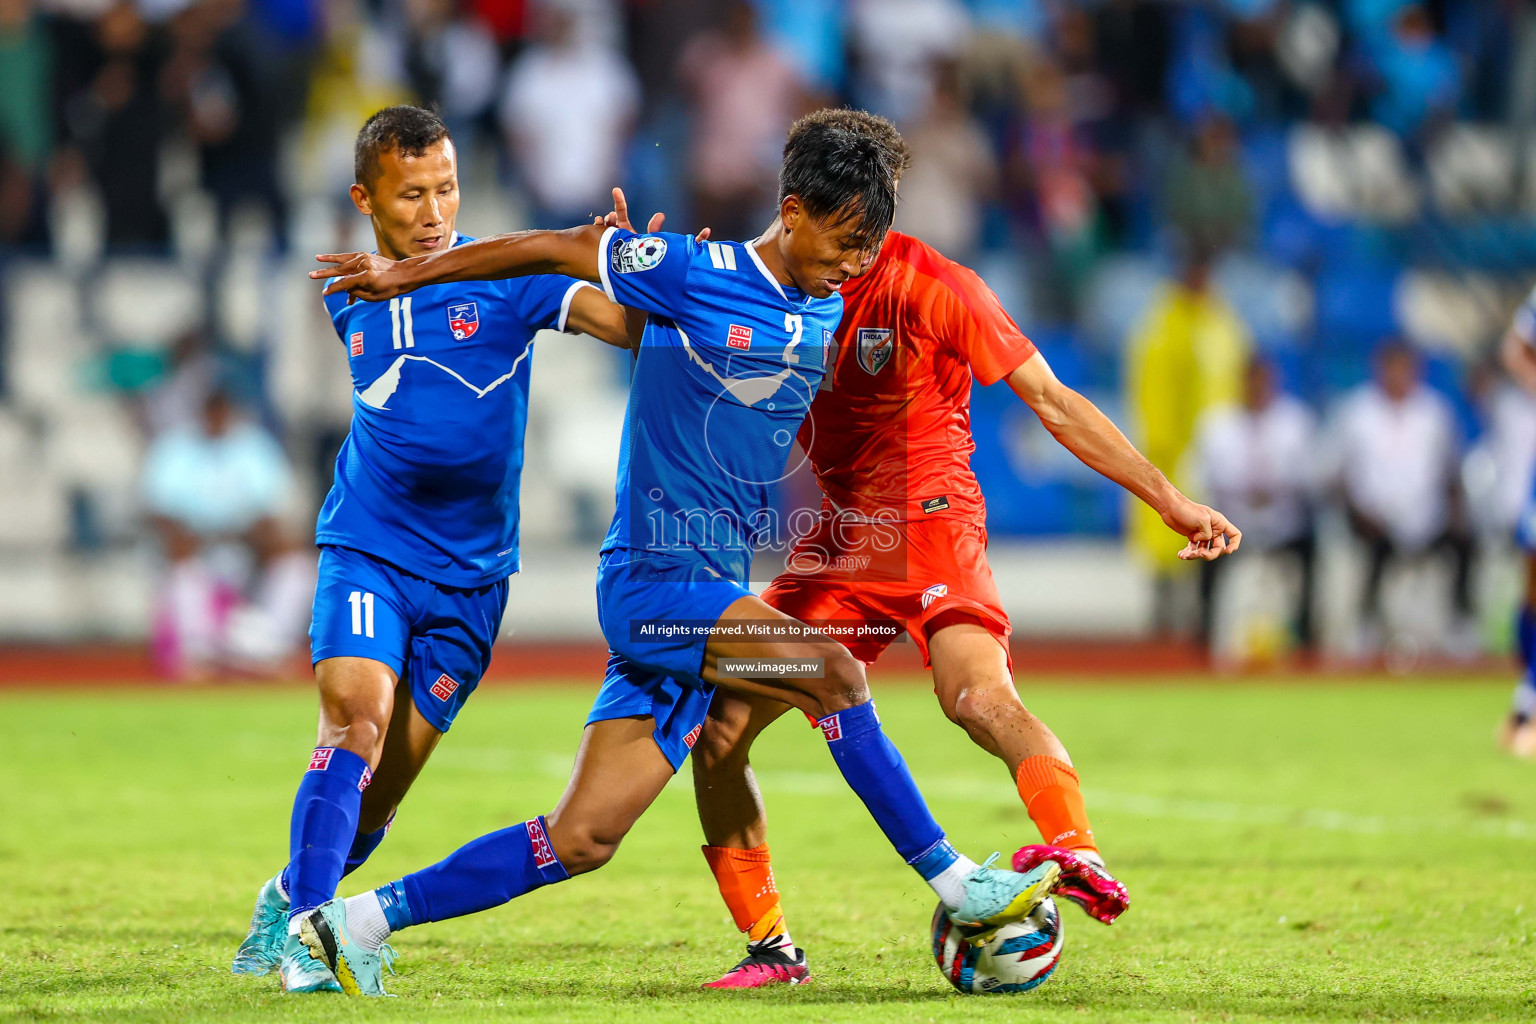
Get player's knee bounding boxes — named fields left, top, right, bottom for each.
left=803, top=649, right=869, bottom=719
left=548, top=820, right=626, bottom=877
left=949, top=680, right=1024, bottom=739
left=317, top=693, right=391, bottom=757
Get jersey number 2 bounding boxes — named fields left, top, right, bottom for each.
left=783, top=313, right=802, bottom=364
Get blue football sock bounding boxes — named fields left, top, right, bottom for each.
left=284, top=746, right=372, bottom=919
left=342, top=812, right=395, bottom=878
left=277, top=810, right=392, bottom=899
left=816, top=701, right=947, bottom=869
left=391, top=815, right=569, bottom=928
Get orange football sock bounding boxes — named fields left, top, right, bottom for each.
left=1015, top=755, right=1098, bottom=853
left=701, top=844, right=792, bottom=948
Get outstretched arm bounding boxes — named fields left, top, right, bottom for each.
left=311, top=223, right=608, bottom=303
left=1007, top=352, right=1241, bottom=561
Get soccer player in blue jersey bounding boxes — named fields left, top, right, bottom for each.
left=1499, top=283, right=1536, bottom=757
left=297, top=110, right=1066, bottom=996
left=229, top=106, right=636, bottom=992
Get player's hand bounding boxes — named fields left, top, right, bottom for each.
left=1161, top=495, right=1242, bottom=561
left=310, top=252, right=412, bottom=304
left=594, top=187, right=711, bottom=241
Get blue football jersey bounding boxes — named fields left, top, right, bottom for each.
left=596, top=227, right=842, bottom=581
left=317, top=234, right=593, bottom=586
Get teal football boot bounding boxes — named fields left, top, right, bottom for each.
left=948, top=853, right=1061, bottom=945
left=231, top=874, right=288, bottom=976
left=279, top=922, right=343, bottom=993
left=298, top=898, right=395, bottom=997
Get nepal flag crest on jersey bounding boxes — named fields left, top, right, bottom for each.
left=447, top=301, right=479, bottom=340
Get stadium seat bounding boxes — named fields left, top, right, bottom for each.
left=1427, top=124, right=1517, bottom=218
left=1288, top=123, right=1420, bottom=223
left=1396, top=270, right=1504, bottom=360
left=42, top=396, right=144, bottom=543
left=212, top=251, right=268, bottom=353
left=94, top=261, right=204, bottom=351
left=0, top=412, right=70, bottom=546
left=5, top=263, right=89, bottom=412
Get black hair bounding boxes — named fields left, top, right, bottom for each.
left=354, top=105, right=452, bottom=189
left=779, top=109, right=907, bottom=249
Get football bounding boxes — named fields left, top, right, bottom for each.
left=930, top=898, right=1063, bottom=994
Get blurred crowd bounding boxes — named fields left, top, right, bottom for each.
left=1, top=0, right=1535, bottom=668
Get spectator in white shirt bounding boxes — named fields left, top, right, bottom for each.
left=143, top=389, right=313, bottom=679
left=1195, top=356, right=1320, bottom=649
left=500, top=2, right=639, bottom=227
left=1335, top=340, right=1471, bottom=639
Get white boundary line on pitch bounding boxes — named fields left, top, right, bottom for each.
left=742, top=771, right=1536, bottom=843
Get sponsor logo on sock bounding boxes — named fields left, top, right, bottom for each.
left=1049, top=828, right=1079, bottom=845
left=819, top=714, right=842, bottom=742
left=429, top=674, right=459, bottom=701
left=308, top=747, right=334, bottom=771
left=683, top=723, right=703, bottom=749
left=358, top=766, right=373, bottom=792
left=526, top=818, right=557, bottom=868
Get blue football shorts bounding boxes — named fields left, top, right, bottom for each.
left=309, top=544, right=510, bottom=733
left=586, top=549, right=752, bottom=771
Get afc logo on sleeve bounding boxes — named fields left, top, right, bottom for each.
left=447, top=302, right=479, bottom=340
left=430, top=674, right=460, bottom=701
left=526, top=817, right=557, bottom=868
left=350, top=331, right=364, bottom=356
left=727, top=324, right=752, bottom=350
left=612, top=235, right=667, bottom=274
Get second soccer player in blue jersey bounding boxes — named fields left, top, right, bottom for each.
left=230, top=106, right=635, bottom=992
left=301, top=110, right=1068, bottom=995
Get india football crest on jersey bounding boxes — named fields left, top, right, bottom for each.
left=447, top=302, right=479, bottom=340
left=857, top=327, right=893, bottom=374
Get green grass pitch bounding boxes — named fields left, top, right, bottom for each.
left=2, top=676, right=1533, bottom=1023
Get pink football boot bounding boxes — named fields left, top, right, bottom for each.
left=1013, top=845, right=1130, bottom=925
left=702, top=939, right=810, bottom=989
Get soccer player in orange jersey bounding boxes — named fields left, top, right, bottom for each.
left=643, top=129, right=1236, bottom=990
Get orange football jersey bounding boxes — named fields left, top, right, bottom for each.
left=801, top=232, right=1037, bottom=525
